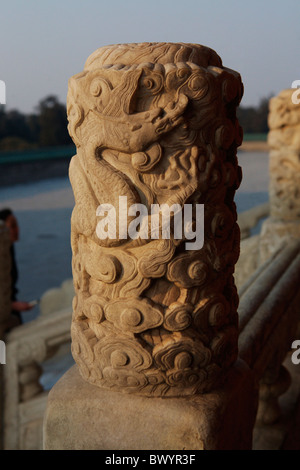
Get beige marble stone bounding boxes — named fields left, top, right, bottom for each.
left=259, top=219, right=300, bottom=263
left=259, top=88, right=300, bottom=263
left=235, top=235, right=260, bottom=292
left=3, top=306, right=72, bottom=449
left=39, top=279, right=74, bottom=316
left=268, top=89, right=300, bottom=136
left=43, top=360, right=257, bottom=450
left=268, top=90, right=300, bottom=217
left=67, top=42, right=244, bottom=397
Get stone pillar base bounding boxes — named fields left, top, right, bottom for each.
left=43, top=360, right=258, bottom=450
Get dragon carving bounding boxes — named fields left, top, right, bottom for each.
left=67, top=42, right=243, bottom=397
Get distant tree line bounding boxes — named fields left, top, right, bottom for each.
left=0, top=94, right=271, bottom=152
left=0, top=95, right=72, bottom=152
left=237, top=96, right=271, bottom=135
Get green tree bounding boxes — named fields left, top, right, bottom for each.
left=237, top=95, right=273, bottom=134
left=37, top=95, right=72, bottom=147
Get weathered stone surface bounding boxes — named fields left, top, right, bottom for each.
left=43, top=360, right=257, bottom=450
left=259, top=88, right=300, bottom=263
left=234, top=235, right=260, bottom=292
left=39, top=279, right=74, bottom=316
left=259, top=219, right=300, bottom=262
left=269, top=149, right=300, bottom=221
left=268, top=89, right=300, bottom=135
left=67, top=42, right=244, bottom=397
left=4, top=307, right=72, bottom=450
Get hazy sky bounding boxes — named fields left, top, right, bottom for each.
left=1, top=0, right=300, bottom=113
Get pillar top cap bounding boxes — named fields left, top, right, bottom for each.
left=84, top=42, right=223, bottom=70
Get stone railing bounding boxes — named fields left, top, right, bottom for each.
left=3, top=306, right=72, bottom=450
left=238, top=238, right=300, bottom=449
left=3, top=239, right=300, bottom=450
left=238, top=202, right=270, bottom=240
left=235, top=203, right=271, bottom=290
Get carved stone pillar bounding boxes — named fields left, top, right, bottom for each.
left=260, top=89, right=300, bottom=262
left=68, top=42, right=243, bottom=396
left=44, top=43, right=258, bottom=450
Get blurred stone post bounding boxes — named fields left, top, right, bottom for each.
left=260, top=89, right=300, bottom=262
left=44, top=42, right=257, bottom=450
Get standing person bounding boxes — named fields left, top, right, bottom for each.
left=0, top=208, right=34, bottom=326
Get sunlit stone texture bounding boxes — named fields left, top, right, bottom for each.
left=67, top=42, right=243, bottom=397
left=268, top=88, right=300, bottom=221
left=260, top=89, right=300, bottom=262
